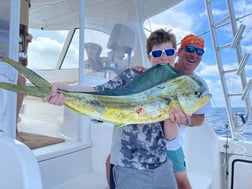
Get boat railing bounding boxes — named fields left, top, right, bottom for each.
left=205, top=0, right=251, bottom=140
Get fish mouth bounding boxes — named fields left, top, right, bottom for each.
left=177, top=93, right=212, bottom=115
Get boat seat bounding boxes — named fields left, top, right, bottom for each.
left=188, top=171, right=212, bottom=189
left=104, top=23, right=135, bottom=74
left=84, top=42, right=103, bottom=71
left=0, top=135, right=42, bottom=189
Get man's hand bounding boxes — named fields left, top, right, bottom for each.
left=169, top=108, right=191, bottom=125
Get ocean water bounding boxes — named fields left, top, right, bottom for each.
left=206, top=107, right=252, bottom=141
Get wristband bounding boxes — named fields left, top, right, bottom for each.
left=186, top=117, right=192, bottom=126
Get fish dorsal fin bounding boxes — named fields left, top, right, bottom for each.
left=87, top=64, right=183, bottom=96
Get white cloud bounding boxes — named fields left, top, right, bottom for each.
left=211, top=7, right=227, bottom=17
left=234, top=0, right=252, bottom=15
left=147, top=12, right=193, bottom=34
left=197, top=63, right=218, bottom=77
left=28, top=36, right=63, bottom=69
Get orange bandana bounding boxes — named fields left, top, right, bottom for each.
left=181, top=34, right=204, bottom=49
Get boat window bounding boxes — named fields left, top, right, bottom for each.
left=62, top=28, right=111, bottom=71
left=62, top=26, right=136, bottom=79
left=27, top=28, right=112, bottom=71
left=28, top=29, right=68, bottom=69
left=28, top=26, right=136, bottom=79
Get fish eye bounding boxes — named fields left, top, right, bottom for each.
left=194, top=91, right=200, bottom=96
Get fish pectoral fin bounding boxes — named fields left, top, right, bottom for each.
left=0, top=82, right=48, bottom=98
left=0, top=56, right=52, bottom=89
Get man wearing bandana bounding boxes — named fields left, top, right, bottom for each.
left=166, top=34, right=211, bottom=189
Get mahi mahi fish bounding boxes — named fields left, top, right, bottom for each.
left=0, top=56, right=211, bottom=127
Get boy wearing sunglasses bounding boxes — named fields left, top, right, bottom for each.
left=44, top=28, right=180, bottom=189
left=105, top=29, right=193, bottom=189
left=104, top=28, right=181, bottom=189
left=165, top=34, right=211, bottom=189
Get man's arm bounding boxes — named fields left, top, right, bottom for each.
left=163, top=119, right=179, bottom=140
left=186, top=114, right=205, bottom=127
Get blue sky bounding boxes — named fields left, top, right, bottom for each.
left=27, top=0, right=252, bottom=108
left=147, top=0, right=252, bottom=108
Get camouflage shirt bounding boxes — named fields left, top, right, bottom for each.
left=94, top=68, right=167, bottom=170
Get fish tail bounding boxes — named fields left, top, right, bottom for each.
left=0, top=56, right=52, bottom=89
left=0, top=56, right=51, bottom=97
left=0, top=82, right=46, bottom=98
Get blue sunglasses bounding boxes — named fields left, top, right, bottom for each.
left=150, top=48, right=175, bottom=58
left=183, top=46, right=204, bottom=56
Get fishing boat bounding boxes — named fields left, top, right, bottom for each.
left=0, top=0, right=251, bottom=188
